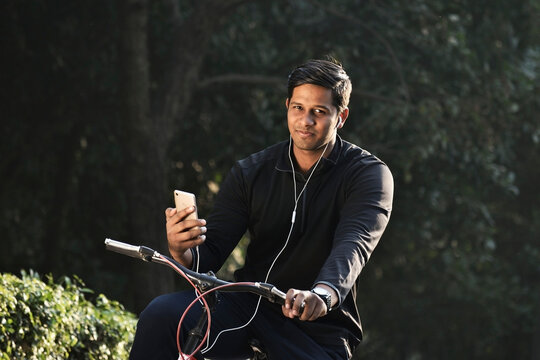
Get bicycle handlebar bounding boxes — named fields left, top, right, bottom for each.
left=104, top=238, right=287, bottom=305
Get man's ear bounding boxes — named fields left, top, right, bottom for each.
left=336, top=108, right=349, bottom=129
left=285, top=98, right=290, bottom=108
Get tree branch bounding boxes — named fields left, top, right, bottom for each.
left=154, top=0, right=256, bottom=147
left=198, top=73, right=405, bottom=104
left=198, top=74, right=285, bottom=89
left=353, top=89, right=407, bottom=105
left=302, top=0, right=411, bottom=103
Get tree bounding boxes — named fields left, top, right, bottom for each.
left=117, top=0, right=257, bottom=310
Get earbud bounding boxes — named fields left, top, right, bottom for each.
left=335, top=116, right=343, bottom=129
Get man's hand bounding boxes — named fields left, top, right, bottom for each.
left=165, top=207, right=207, bottom=267
left=282, top=289, right=327, bottom=321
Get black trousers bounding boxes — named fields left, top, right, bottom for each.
left=129, top=290, right=351, bottom=359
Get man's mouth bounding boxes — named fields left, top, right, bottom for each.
left=296, top=129, right=314, bottom=138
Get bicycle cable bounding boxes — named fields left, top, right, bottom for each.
left=158, top=255, right=212, bottom=360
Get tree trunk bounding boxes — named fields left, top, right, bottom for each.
left=119, top=0, right=173, bottom=311
left=119, top=0, right=254, bottom=311
left=40, top=123, right=80, bottom=274
left=154, top=0, right=253, bottom=148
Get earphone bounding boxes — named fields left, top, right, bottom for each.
left=201, top=137, right=329, bottom=354
left=335, top=116, right=343, bottom=129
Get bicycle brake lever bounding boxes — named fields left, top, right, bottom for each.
left=255, top=282, right=286, bottom=305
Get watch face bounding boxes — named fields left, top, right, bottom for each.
left=313, top=287, right=330, bottom=296
left=312, top=287, right=332, bottom=309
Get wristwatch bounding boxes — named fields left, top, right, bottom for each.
left=311, top=287, right=332, bottom=311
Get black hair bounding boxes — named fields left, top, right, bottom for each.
left=287, top=57, right=352, bottom=113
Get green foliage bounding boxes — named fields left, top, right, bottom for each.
left=0, top=271, right=136, bottom=359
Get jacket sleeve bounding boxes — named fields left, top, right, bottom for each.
left=314, top=161, right=394, bottom=305
left=193, top=163, right=249, bottom=273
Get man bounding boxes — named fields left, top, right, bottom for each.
left=130, top=58, right=394, bottom=359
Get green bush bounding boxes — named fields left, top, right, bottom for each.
left=0, top=270, right=136, bottom=359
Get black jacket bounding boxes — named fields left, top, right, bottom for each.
left=195, top=136, right=393, bottom=349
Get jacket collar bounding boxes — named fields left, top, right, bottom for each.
left=275, top=135, right=343, bottom=176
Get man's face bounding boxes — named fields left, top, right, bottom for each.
left=286, top=84, right=344, bottom=153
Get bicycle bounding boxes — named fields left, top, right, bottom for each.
left=104, top=238, right=290, bottom=360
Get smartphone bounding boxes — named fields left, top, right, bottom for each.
left=174, top=190, right=198, bottom=220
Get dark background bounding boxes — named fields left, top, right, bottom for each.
left=2, top=0, right=539, bottom=358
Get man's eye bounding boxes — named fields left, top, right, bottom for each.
left=313, top=109, right=326, bottom=115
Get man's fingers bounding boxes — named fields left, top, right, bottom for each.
left=284, top=289, right=298, bottom=309
left=170, top=233, right=206, bottom=249
left=283, top=289, right=309, bottom=319
left=165, top=206, right=198, bottom=223
left=165, top=207, right=177, bottom=218
left=168, top=222, right=207, bottom=241
left=282, top=289, right=327, bottom=321
left=299, top=302, right=315, bottom=321
left=177, top=206, right=197, bottom=220
left=292, top=295, right=305, bottom=317
left=168, top=230, right=206, bottom=254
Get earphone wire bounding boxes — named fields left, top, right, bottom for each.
left=201, top=137, right=330, bottom=354
left=267, top=136, right=330, bottom=277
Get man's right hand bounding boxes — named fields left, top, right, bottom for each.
left=165, top=207, right=207, bottom=267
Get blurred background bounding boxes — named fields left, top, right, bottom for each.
left=2, top=0, right=539, bottom=358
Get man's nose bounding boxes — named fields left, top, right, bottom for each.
left=300, top=112, right=315, bottom=126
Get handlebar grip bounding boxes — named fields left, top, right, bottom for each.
left=104, top=238, right=155, bottom=261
